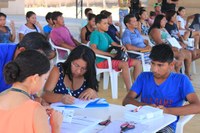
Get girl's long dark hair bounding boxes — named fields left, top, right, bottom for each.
left=148, top=14, right=165, bottom=34
left=62, top=45, right=98, bottom=91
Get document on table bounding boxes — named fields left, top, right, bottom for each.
left=52, top=106, right=74, bottom=123
left=51, top=98, right=109, bottom=108
left=61, top=115, right=102, bottom=133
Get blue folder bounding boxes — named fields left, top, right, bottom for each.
left=57, top=98, right=109, bottom=108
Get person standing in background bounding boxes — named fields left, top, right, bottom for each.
left=129, top=0, right=141, bottom=16
left=158, top=0, right=179, bottom=13
left=118, top=0, right=130, bottom=28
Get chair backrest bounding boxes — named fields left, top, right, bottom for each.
left=142, top=35, right=154, bottom=47
left=49, top=38, right=71, bottom=64
left=175, top=114, right=194, bottom=133
left=175, top=102, right=195, bottom=133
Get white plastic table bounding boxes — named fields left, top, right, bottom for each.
left=61, top=104, right=177, bottom=133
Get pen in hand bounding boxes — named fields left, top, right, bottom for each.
left=67, top=87, right=72, bottom=96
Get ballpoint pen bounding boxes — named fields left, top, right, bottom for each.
left=130, top=106, right=142, bottom=112
left=66, top=87, right=72, bottom=96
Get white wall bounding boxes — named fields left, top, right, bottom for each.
left=1, top=0, right=24, bottom=15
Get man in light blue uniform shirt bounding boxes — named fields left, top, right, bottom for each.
left=122, top=14, right=151, bottom=51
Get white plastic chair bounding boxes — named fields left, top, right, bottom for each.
left=176, top=114, right=195, bottom=133
left=119, top=39, right=151, bottom=72
left=95, top=54, right=121, bottom=99
left=167, top=37, right=197, bottom=74
left=127, top=50, right=151, bottom=72
left=49, top=38, right=71, bottom=64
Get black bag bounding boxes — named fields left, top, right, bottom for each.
left=107, top=46, right=129, bottom=61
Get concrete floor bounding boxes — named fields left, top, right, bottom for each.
left=98, top=59, right=200, bottom=133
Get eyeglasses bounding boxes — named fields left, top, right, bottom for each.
left=71, top=62, right=87, bottom=72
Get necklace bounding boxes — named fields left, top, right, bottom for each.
left=10, top=88, right=32, bottom=99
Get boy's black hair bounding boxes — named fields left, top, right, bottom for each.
left=101, top=10, right=112, bottom=18
left=150, top=44, right=174, bottom=63
left=85, top=8, right=92, bottom=16
left=100, top=10, right=107, bottom=14
left=52, top=11, right=63, bottom=21
left=45, top=12, right=52, bottom=21
left=88, top=13, right=96, bottom=21
left=165, top=10, right=176, bottom=22
left=95, top=14, right=107, bottom=24
left=17, top=32, right=53, bottom=59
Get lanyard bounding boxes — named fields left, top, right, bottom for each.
left=10, top=88, right=32, bottom=99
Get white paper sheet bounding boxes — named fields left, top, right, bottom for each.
left=51, top=98, right=102, bottom=108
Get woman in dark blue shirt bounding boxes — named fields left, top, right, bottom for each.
left=42, top=45, right=99, bottom=104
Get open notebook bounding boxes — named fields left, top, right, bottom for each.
left=51, top=98, right=109, bottom=108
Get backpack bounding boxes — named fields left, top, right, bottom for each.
left=107, top=46, right=129, bottom=61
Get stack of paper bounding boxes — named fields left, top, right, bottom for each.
left=124, top=105, right=163, bottom=123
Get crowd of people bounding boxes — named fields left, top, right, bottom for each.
left=0, top=0, right=200, bottom=132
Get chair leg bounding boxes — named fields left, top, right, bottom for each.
left=96, top=74, right=100, bottom=81
left=192, top=61, right=196, bottom=74
left=110, top=72, right=119, bottom=99
left=181, top=62, right=185, bottom=74
left=103, top=72, right=109, bottom=90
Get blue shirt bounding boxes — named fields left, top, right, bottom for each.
left=43, top=25, right=52, bottom=35
left=122, top=28, right=146, bottom=48
left=0, top=26, right=12, bottom=43
left=106, top=24, right=120, bottom=44
left=0, top=43, right=17, bottom=92
left=131, top=72, right=195, bottom=131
